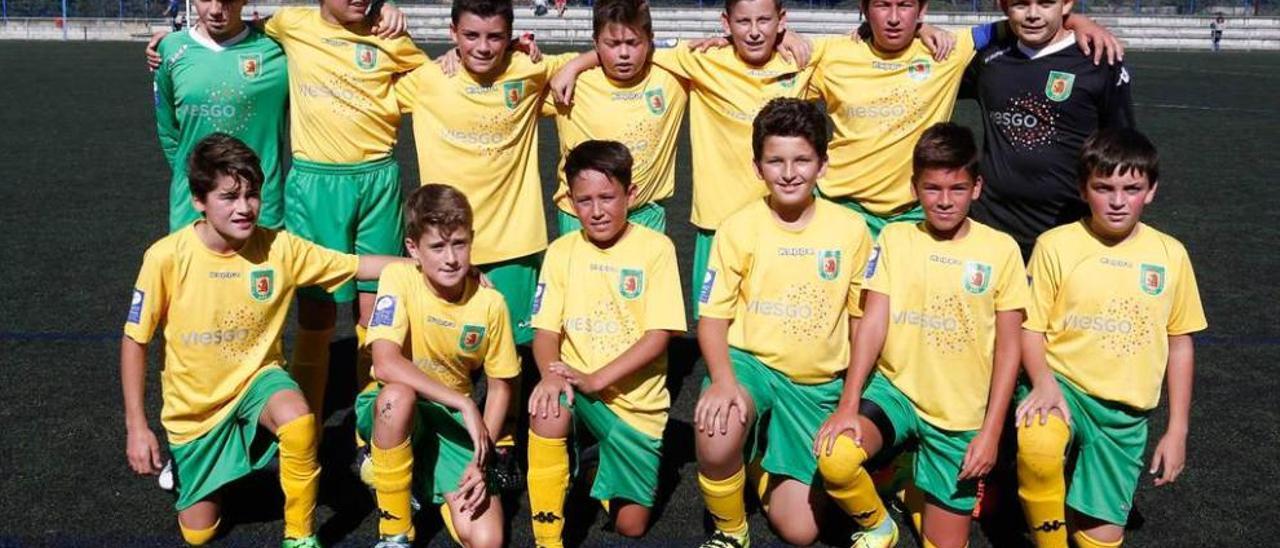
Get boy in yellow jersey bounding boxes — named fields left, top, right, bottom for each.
left=1014, top=129, right=1205, bottom=548
left=525, top=141, right=686, bottom=546
left=121, top=134, right=405, bottom=547
left=812, top=123, right=1029, bottom=548
left=693, top=98, right=872, bottom=548
left=543, top=0, right=687, bottom=236
left=396, top=0, right=571, bottom=346
left=358, top=185, right=518, bottom=548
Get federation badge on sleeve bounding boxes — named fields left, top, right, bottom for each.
left=645, top=88, right=666, bottom=116
left=371, top=295, right=397, bottom=327
left=1045, top=70, right=1075, bottom=102
left=532, top=282, right=546, bottom=314
left=619, top=268, right=645, bottom=299
left=699, top=269, right=717, bottom=304
left=128, top=289, right=145, bottom=324
left=964, top=261, right=992, bottom=295
left=355, top=43, right=378, bottom=72
left=1140, top=263, right=1166, bottom=296
left=249, top=268, right=275, bottom=302
left=459, top=324, right=487, bottom=352
left=239, top=53, right=262, bottom=80
left=818, top=250, right=841, bottom=281
left=864, top=245, right=881, bottom=279
left=503, top=80, right=526, bottom=109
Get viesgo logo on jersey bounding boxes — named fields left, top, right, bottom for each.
left=989, top=92, right=1058, bottom=150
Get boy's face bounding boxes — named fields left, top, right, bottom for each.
left=320, top=0, right=369, bottom=25
left=193, top=0, right=246, bottom=39
left=451, top=13, right=511, bottom=78
left=721, top=0, right=785, bottom=66
left=754, top=135, right=825, bottom=211
left=595, top=23, right=652, bottom=84
left=406, top=226, right=473, bottom=294
left=193, top=173, right=260, bottom=244
left=569, top=169, right=635, bottom=246
left=1003, top=0, right=1073, bottom=49
left=912, top=167, right=982, bottom=237
left=1082, top=169, right=1156, bottom=241
left=865, top=0, right=925, bottom=54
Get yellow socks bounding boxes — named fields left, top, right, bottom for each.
left=1017, top=415, right=1071, bottom=548
left=1073, top=530, right=1123, bottom=548
left=277, top=414, right=320, bottom=540
left=817, top=435, right=888, bottom=529
left=372, top=439, right=415, bottom=539
left=904, top=482, right=925, bottom=535
left=290, top=328, right=334, bottom=421
left=698, top=467, right=748, bottom=536
left=527, top=431, right=569, bottom=548
left=179, top=518, right=219, bottom=545
left=439, top=503, right=460, bottom=544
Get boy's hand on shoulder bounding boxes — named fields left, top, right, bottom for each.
left=919, top=24, right=956, bottom=62
left=958, top=429, right=999, bottom=480
left=126, top=425, right=163, bottom=475
left=145, top=30, right=170, bottom=72
left=529, top=370, right=574, bottom=418
left=460, top=401, right=491, bottom=468
left=515, top=32, right=542, bottom=63
left=1150, top=430, right=1187, bottom=486
left=436, top=47, right=462, bottom=78
left=813, top=404, right=862, bottom=457
left=1015, top=381, right=1072, bottom=427
left=548, top=362, right=602, bottom=395
left=687, top=35, right=730, bottom=53
left=370, top=2, right=407, bottom=39
left=550, top=66, right=579, bottom=106
left=695, top=380, right=748, bottom=437
left=777, top=30, right=813, bottom=68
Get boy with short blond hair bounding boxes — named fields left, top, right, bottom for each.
left=525, top=140, right=687, bottom=546
left=1015, top=128, right=1205, bottom=548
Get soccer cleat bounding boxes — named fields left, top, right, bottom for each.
left=850, top=517, right=898, bottom=548
left=281, top=535, right=322, bottom=548
left=158, top=458, right=175, bottom=492
left=372, top=533, right=411, bottom=548
left=700, top=529, right=750, bottom=548
left=356, top=445, right=374, bottom=488
left=492, top=447, right=523, bottom=492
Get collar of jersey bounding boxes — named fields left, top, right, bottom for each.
left=189, top=25, right=251, bottom=52
left=1016, top=31, right=1076, bottom=60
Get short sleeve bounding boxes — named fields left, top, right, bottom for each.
left=394, top=67, right=424, bottom=114
left=993, top=239, right=1032, bottom=312
left=699, top=223, right=748, bottom=319
left=366, top=266, right=410, bottom=346
left=482, top=296, right=521, bottom=379
left=651, top=41, right=697, bottom=81
left=285, top=232, right=359, bottom=292
left=1166, top=246, right=1207, bottom=336
left=530, top=241, right=568, bottom=333
left=541, top=52, right=576, bottom=79
left=863, top=234, right=890, bottom=296
left=643, top=239, right=688, bottom=332
left=845, top=224, right=874, bottom=318
left=123, top=245, right=169, bottom=344
left=1100, top=63, right=1135, bottom=129
left=386, top=36, right=427, bottom=74
left=261, top=6, right=295, bottom=40
left=1022, top=239, right=1058, bottom=332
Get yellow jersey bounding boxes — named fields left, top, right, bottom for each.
left=1025, top=221, right=1207, bottom=411
left=651, top=43, right=817, bottom=229
left=366, top=262, right=520, bottom=396
left=263, top=6, right=426, bottom=163
left=543, top=65, right=688, bottom=216
left=124, top=225, right=358, bottom=444
left=700, top=199, right=873, bottom=383
left=530, top=225, right=687, bottom=438
left=809, top=33, right=976, bottom=216
left=865, top=221, right=1030, bottom=431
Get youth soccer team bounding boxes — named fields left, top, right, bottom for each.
left=125, top=0, right=1207, bottom=546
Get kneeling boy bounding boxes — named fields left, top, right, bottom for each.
left=526, top=140, right=687, bottom=546
left=1015, top=128, right=1205, bottom=548
left=813, top=123, right=1029, bottom=548
left=121, top=134, right=403, bottom=547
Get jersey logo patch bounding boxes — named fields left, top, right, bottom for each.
left=818, top=250, right=841, bottom=281
left=1140, top=263, right=1165, bottom=296
left=699, top=269, right=717, bottom=304
left=239, top=53, right=262, bottom=80
left=532, top=282, right=546, bottom=314
left=964, top=261, right=992, bottom=295
left=645, top=88, right=666, bottom=116
left=371, top=295, right=397, bottom=327
left=459, top=324, right=486, bottom=352
left=355, top=43, right=378, bottom=72
left=128, top=289, right=145, bottom=324
left=619, top=268, right=645, bottom=299
left=777, top=73, right=797, bottom=89
left=864, top=245, right=881, bottom=279
left=907, top=57, right=932, bottom=82
left=503, top=80, right=525, bottom=109
left=249, top=268, right=275, bottom=302
left=1045, top=71, right=1075, bottom=102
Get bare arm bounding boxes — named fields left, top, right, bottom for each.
left=355, top=255, right=410, bottom=281
left=814, top=292, right=885, bottom=454
left=1151, top=334, right=1194, bottom=486
left=371, top=339, right=489, bottom=463
left=482, top=377, right=514, bottom=445
left=694, top=316, right=749, bottom=436
left=550, top=330, right=671, bottom=394
left=548, top=50, right=600, bottom=105
left=958, top=309, right=1023, bottom=479
left=121, top=336, right=163, bottom=475
left=529, top=328, right=574, bottom=417
left=1015, top=328, right=1072, bottom=426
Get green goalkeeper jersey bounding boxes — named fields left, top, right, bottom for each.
left=154, top=27, right=288, bottom=229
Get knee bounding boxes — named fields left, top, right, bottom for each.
left=375, top=384, right=417, bottom=423
left=613, top=512, right=650, bottom=538
left=1017, top=416, right=1070, bottom=478
left=817, top=434, right=870, bottom=485
left=463, top=524, right=503, bottom=548
left=529, top=409, right=571, bottom=439
left=771, top=518, right=819, bottom=546
left=272, top=390, right=313, bottom=426
left=177, top=513, right=220, bottom=546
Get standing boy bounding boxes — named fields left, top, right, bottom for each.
left=1015, top=129, right=1206, bottom=548
left=358, top=185, right=517, bottom=548
left=525, top=141, right=687, bottom=546
left=694, top=98, right=873, bottom=547
left=813, top=123, right=1029, bottom=548
left=121, top=134, right=404, bottom=547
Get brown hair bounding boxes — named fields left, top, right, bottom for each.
left=911, top=122, right=980, bottom=182
left=726, top=0, right=782, bottom=14
left=751, top=97, right=828, bottom=162
left=404, top=184, right=474, bottom=242
left=593, top=0, right=652, bottom=39
left=187, top=133, right=264, bottom=200
left=565, top=140, right=634, bottom=191
left=1078, top=128, right=1160, bottom=188
left=451, top=0, right=514, bottom=29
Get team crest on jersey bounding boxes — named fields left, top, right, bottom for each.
left=371, top=295, right=397, bottom=327
left=645, top=88, right=666, bottom=116
left=128, top=289, right=145, bottom=324
left=777, top=73, right=797, bottom=89
left=249, top=267, right=275, bottom=301
left=503, top=80, right=526, bottom=109
left=964, top=261, right=992, bottom=295
left=907, top=57, right=932, bottom=82
left=355, top=43, right=378, bottom=72
left=619, top=268, right=645, bottom=299
left=864, top=245, right=881, bottom=279
left=1140, top=263, right=1166, bottom=296
left=459, top=324, right=487, bottom=352
left=239, top=53, right=262, bottom=80
left=1045, top=71, right=1075, bottom=102
left=818, top=250, right=841, bottom=281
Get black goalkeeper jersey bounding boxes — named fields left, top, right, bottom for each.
left=965, top=35, right=1135, bottom=258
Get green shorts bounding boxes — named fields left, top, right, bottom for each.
left=701, top=347, right=843, bottom=486
left=823, top=194, right=924, bottom=241
left=562, top=393, right=664, bottom=507
left=1016, top=375, right=1149, bottom=526
left=285, top=156, right=404, bottom=303
left=169, top=366, right=299, bottom=511
left=354, top=386, right=480, bottom=505
left=479, top=254, right=540, bottom=345
left=691, top=228, right=715, bottom=320
left=169, top=171, right=284, bottom=233
left=862, top=373, right=979, bottom=513
left=556, top=201, right=667, bottom=236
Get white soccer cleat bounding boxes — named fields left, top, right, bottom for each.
left=158, top=458, right=175, bottom=491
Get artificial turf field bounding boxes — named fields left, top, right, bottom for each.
left=1, top=40, right=1278, bottom=547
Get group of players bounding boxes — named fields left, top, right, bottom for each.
left=121, top=0, right=1207, bottom=546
